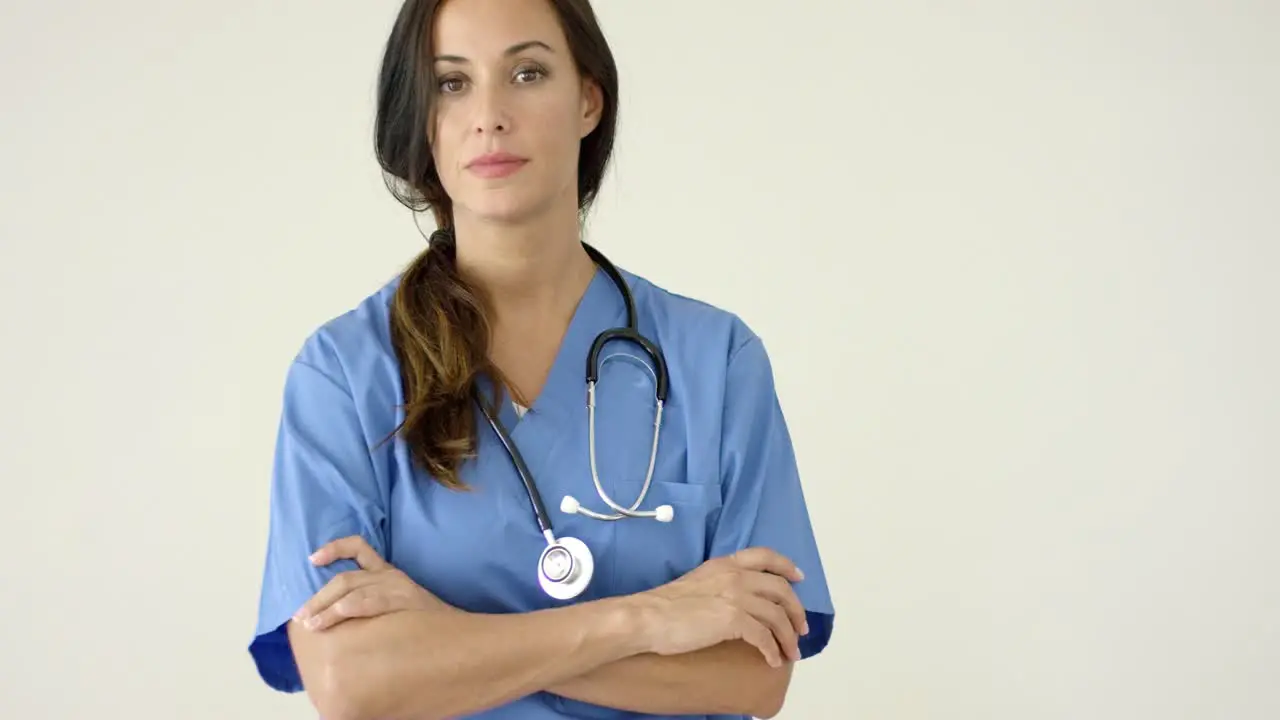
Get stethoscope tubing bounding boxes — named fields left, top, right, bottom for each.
left=481, top=403, right=557, bottom=537
left=461, top=236, right=670, bottom=535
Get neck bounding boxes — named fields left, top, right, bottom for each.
left=450, top=208, right=596, bottom=320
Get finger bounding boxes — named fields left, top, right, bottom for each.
left=729, top=547, right=804, bottom=583
left=305, top=586, right=396, bottom=631
left=735, top=612, right=784, bottom=668
left=741, top=594, right=801, bottom=663
left=293, top=570, right=377, bottom=623
left=310, top=535, right=389, bottom=571
left=743, top=572, right=809, bottom=636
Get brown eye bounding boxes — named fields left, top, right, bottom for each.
left=513, top=66, right=546, bottom=84
left=438, top=77, right=466, bottom=94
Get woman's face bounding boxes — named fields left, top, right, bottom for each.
left=429, top=0, right=602, bottom=226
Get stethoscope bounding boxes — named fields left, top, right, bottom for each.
left=456, top=235, right=673, bottom=600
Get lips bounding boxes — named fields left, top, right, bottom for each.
left=467, top=152, right=529, bottom=179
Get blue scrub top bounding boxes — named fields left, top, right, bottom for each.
left=249, top=262, right=835, bottom=719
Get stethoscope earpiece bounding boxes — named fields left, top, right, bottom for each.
left=561, top=494, right=674, bottom=523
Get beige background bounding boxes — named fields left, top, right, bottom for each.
left=2, top=0, right=1278, bottom=717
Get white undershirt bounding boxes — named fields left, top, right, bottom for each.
left=513, top=401, right=528, bottom=418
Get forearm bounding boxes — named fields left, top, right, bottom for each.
left=546, top=640, right=793, bottom=718
left=291, top=596, right=646, bottom=720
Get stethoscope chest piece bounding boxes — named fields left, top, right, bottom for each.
left=538, top=536, right=594, bottom=600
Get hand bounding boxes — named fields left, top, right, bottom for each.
left=633, top=547, right=808, bottom=668
left=291, top=535, right=451, bottom=631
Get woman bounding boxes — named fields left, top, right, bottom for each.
left=248, top=0, right=834, bottom=717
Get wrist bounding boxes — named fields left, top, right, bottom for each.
left=606, top=592, right=661, bottom=656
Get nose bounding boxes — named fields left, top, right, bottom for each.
left=472, top=83, right=512, bottom=136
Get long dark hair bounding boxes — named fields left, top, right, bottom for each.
left=374, top=0, right=619, bottom=489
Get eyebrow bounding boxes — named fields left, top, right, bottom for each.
left=433, top=40, right=555, bottom=64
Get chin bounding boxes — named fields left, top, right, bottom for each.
left=461, top=187, right=558, bottom=226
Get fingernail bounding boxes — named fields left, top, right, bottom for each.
left=802, top=621, right=810, bottom=635
left=305, top=615, right=321, bottom=630
left=309, top=551, right=323, bottom=564
left=795, top=568, right=805, bottom=581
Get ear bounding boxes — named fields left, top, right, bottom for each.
left=579, top=77, right=604, bottom=138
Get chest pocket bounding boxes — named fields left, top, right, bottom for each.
left=605, top=477, right=721, bottom=595
left=581, top=347, right=723, bottom=594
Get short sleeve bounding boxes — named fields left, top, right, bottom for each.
left=708, top=336, right=835, bottom=659
left=248, top=343, right=389, bottom=692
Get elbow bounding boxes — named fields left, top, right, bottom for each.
left=289, top=615, right=456, bottom=720
left=746, top=664, right=794, bottom=719
left=292, top=627, right=388, bottom=720
left=309, top=692, right=359, bottom=720
left=304, top=643, right=450, bottom=720
left=307, top=662, right=409, bottom=720
left=753, top=695, right=786, bottom=719
left=750, top=690, right=786, bottom=720
left=303, top=654, right=370, bottom=720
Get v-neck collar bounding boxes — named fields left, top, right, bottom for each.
left=531, top=265, right=625, bottom=417
left=481, top=265, right=627, bottom=432
left=475, top=263, right=631, bottom=540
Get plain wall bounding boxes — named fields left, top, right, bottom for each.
left=1, top=0, right=1277, bottom=717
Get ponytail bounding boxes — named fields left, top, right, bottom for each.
left=387, top=230, right=497, bottom=490
left=373, top=0, right=621, bottom=488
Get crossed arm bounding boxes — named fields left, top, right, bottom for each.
left=546, top=636, right=793, bottom=716
left=289, top=601, right=791, bottom=720
left=286, top=539, right=799, bottom=720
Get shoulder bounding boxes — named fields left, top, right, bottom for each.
left=287, top=275, right=403, bottom=396
left=622, top=267, right=766, bottom=368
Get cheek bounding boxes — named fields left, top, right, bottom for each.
left=525, top=102, right=585, bottom=167
left=429, top=113, right=466, bottom=183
